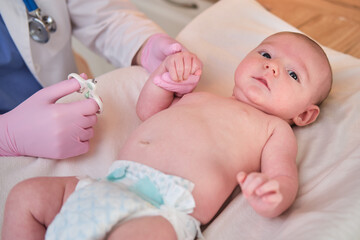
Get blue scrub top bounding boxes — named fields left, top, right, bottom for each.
left=0, top=15, right=43, bottom=114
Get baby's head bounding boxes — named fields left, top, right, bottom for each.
left=233, top=31, right=332, bottom=126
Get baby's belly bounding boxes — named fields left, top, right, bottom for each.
left=118, top=100, right=265, bottom=223
left=119, top=140, right=236, bottom=223
left=118, top=123, right=240, bottom=222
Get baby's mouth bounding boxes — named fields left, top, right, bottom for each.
left=253, top=76, right=270, bottom=90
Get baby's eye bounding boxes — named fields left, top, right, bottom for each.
left=260, top=52, right=271, bottom=59
left=288, top=70, right=298, bottom=81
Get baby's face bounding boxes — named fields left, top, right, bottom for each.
left=233, top=33, right=330, bottom=123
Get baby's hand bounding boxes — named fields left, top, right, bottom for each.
left=152, top=51, right=202, bottom=96
left=164, top=52, right=202, bottom=82
left=237, top=171, right=283, bottom=209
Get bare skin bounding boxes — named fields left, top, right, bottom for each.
left=2, top=177, right=78, bottom=240
left=121, top=91, right=297, bottom=223
left=2, top=32, right=332, bottom=240
left=132, top=32, right=331, bottom=223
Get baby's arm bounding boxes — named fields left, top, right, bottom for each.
left=136, top=52, right=202, bottom=121
left=237, top=123, right=299, bottom=218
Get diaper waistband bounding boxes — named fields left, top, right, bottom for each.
left=106, top=160, right=196, bottom=214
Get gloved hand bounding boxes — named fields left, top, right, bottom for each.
left=153, top=72, right=201, bottom=97
left=0, top=74, right=99, bottom=159
left=141, top=33, right=185, bottom=73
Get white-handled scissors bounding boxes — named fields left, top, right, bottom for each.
left=68, top=73, right=103, bottom=114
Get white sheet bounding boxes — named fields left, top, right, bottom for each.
left=1, top=0, right=360, bottom=239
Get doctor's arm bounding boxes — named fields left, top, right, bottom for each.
left=69, top=0, right=184, bottom=72
left=0, top=76, right=99, bottom=159
left=133, top=33, right=185, bottom=73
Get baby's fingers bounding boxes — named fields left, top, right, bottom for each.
left=182, top=54, right=193, bottom=80
left=166, top=57, right=180, bottom=82
left=244, top=177, right=266, bottom=197
left=262, top=193, right=283, bottom=204
left=239, top=173, right=267, bottom=197
left=176, top=53, right=200, bottom=81
left=184, top=55, right=202, bottom=80
left=255, top=180, right=280, bottom=196
left=190, top=57, right=202, bottom=76
left=255, top=180, right=283, bottom=203
left=174, top=57, right=185, bottom=81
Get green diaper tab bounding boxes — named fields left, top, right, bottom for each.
left=106, top=166, right=128, bottom=182
left=129, top=176, right=164, bottom=208
left=106, top=167, right=164, bottom=208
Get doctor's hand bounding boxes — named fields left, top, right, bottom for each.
left=0, top=75, right=99, bottom=159
left=140, top=33, right=185, bottom=73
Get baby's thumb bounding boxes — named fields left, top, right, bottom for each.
left=237, top=172, right=247, bottom=185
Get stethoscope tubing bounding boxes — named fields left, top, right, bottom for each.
left=23, top=0, right=39, bottom=12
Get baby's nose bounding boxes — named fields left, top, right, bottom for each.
left=264, top=62, right=278, bottom=77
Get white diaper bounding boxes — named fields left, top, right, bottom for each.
left=45, top=160, right=202, bottom=240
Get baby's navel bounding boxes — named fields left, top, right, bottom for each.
left=139, top=140, right=150, bottom=145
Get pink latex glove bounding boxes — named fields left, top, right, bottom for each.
left=141, top=33, right=185, bottom=73
left=153, top=72, right=200, bottom=97
left=0, top=75, right=99, bottom=159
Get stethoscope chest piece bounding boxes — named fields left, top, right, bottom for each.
left=29, top=14, right=56, bottom=43
left=24, top=1, right=56, bottom=44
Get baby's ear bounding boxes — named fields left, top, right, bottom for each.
left=292, top=105, right=320, bottom=126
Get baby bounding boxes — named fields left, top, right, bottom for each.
left=2, top=32, right=332, bottom=240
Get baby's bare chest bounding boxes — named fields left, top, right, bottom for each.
left=177, top=100, right=270, bottom=153
left=130, top=96, right=273, bottom=166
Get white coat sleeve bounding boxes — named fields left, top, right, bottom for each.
left=68, top=0, right=164, bottom=67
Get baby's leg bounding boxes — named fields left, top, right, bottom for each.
left=107, top=216, right=177, bottom=240
left=1, top=176, right=78, bottom=240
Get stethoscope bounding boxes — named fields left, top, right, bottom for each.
left=23, top=0, right=56, bottom=43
